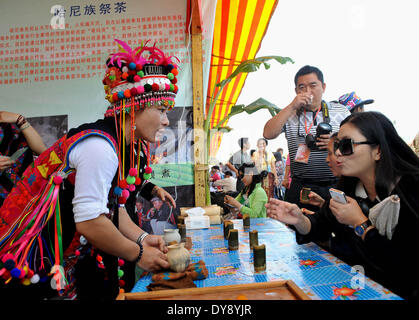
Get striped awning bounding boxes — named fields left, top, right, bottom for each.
left=206, top=0, right=278, bottom=157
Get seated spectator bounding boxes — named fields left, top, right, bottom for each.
left=266, top=111, right=419, bottom=300
left=209, top=165, right=222, bottom=193
left=211, top=170, right=238, bottom=214
left=213, top=171, right=237, bottom=193
left=224, top=162, right=268, bottom=218
left=209, top=165, right=221, bottom=183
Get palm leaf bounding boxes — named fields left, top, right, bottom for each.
left=203, top=54, right=293, bottom=205
left=213, top=101, right=282, bottom=131
left=216, top=126, right=233, bottom=133
left=215, top=56, right=293, bottom=89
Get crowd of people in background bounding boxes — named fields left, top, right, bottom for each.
left=209, top=136, right=291, bottom=222
left=212, top=143, right=287, bottom=199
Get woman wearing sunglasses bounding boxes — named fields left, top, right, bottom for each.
left=224, top=162, right=268, bottom=218
left=266, top=111, right=419, bottom=300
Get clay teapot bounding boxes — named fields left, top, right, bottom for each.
left=163, top=228, right=181, bottom=245
left=167, top=243, right=190, bottom=273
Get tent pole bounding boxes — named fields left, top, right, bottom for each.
left=190, top=0, right=207, bottom=206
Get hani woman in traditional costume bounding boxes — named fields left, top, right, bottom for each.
left=0, top=39, right=180, bottom=300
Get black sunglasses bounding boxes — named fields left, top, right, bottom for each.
left=333, top=138, right=376, bottom=156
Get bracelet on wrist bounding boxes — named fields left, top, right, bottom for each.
left=136, top=232, right=149, bottom=245
left=16, top=115, right=27, bottom=128
left=134, top=242, right=143, bottom=264
left=16, top=114, right=24, bottom=126
left=19, top=122, right=31, bottom=131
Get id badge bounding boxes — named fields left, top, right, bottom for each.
left=294, top=143, right=310, bottom=164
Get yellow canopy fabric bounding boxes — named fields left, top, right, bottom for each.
left=206, top=0, right=278, bottom=157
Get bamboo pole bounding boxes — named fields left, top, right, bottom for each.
left=190, top=0, right=207, bottom=206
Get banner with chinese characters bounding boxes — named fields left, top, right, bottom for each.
left=0, top=1, right=218, bottom=205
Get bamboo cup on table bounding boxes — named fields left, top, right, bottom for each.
left=228, top=229, right=239, bottom=250
left=177, top=215, right=185, bottom=225
left=243, top=214, right=250, bottom=229
left=177, top=223, right=186, bottom=242
left=253, top=244, right=266, bottom=272
left=223, top=220, right=233, bottom=240
left=249, top=230, right=258, bottom=249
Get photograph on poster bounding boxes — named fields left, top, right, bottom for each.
left=27, top=115, right=68, bottom=148
left=135, top=185, right=194, bottom=235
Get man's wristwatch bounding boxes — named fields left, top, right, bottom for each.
left=354, top=220, right=372, bottom=237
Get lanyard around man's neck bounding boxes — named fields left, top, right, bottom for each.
left=297, top=101, right=330, bottom=137
left=304, top=107, right=321, bottom=135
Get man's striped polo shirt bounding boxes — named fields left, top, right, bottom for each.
left=282, top=101, right=351, bottom=180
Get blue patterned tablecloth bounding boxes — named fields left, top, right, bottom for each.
left=132, top=218, right=402, bottom=300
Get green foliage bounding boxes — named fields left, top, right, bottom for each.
left=213, top=100, right=282, bottom=131
left=205, top=55, right=294, bottom=134
left=202, top=55, right=294, bottom=204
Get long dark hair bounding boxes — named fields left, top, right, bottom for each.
left=238, top=162, right=268, bottom=197
left=337, top=111, right=419, bottom=200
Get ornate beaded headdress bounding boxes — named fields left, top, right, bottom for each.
left=103, top=39, right=179, bottom=117
left=102, top=39, right=180, bottom=205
